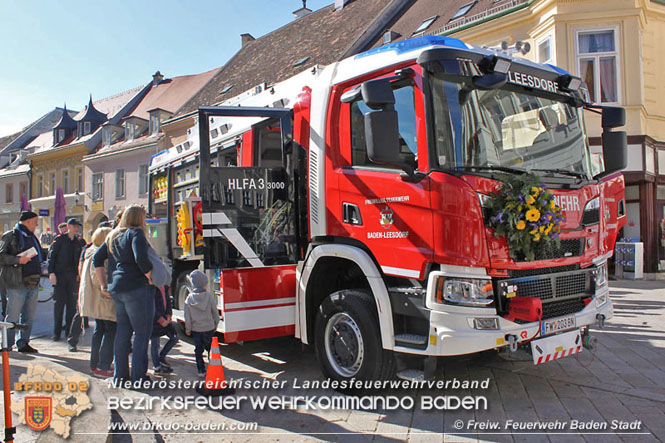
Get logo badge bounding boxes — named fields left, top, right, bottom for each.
left=25, top=397, right=52, bottom=431
left=379, top=206, right=394, bottom=229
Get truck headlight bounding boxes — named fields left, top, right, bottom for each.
left=435, top=277, right=494, bottom=307
left=594, top=262, right=608, bottom=289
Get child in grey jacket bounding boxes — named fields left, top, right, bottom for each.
left=184, top=270, right=220, bottom=377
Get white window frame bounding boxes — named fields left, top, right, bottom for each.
left=115, top=169, right=125, bottom=198
left=536, top=34, right=554, bottom=65
left=62, top=168, right=70, bottom=194
left=37, top=174, right=44, bottom=198
left=49, top=172, right=56, bottom=195
left=149, top=113, right=160, bottom=136
left=76, top=167, right=83, bottom=192
left=83, top=121, right=91, bottom=135
left=125, top=122, right=135, bottom=141
left=58, top=129, right=65, bottom=143
left=574, top=26, right=621, bottom=105
left=92, top=173, right=104, bottom=201
left=138, top=164, right=149, bottom=195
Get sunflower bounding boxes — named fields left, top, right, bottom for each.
left=516, top=220, right=526, bottom=230
left=525, top=208, right=541, bottom=222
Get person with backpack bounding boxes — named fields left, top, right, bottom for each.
left=0, top=211, right=45, bottom=353
left=184, top=270, right=220, bottom=377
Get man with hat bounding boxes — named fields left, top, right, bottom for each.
left=0, top=211, right=45, bottom=352
left=48, top=217, right=86, bottom=347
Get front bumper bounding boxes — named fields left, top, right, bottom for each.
left=394, top=285, right=612, bottom=356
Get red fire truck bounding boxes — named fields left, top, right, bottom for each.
left=149, top=36, right=627, bottom=381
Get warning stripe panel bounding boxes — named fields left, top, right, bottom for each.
left=536, top=345, right=582, bottom=365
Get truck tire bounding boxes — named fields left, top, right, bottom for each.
left=315, top=289, right=395, bottom=384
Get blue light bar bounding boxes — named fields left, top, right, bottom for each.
left=355, top=36, right=467, bottom=59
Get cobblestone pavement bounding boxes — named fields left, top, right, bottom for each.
left=2, top=279, right=664, bottom=442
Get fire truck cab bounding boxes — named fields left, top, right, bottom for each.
left=149, top=36, right=627, bottom=381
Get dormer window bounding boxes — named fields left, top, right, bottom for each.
left=149, top=114, right=160, bottom=135
left=102, top=127, right=112, bottom=147
left=123, top=116, right=148, bottom=142
left=126, top=121, right=136, bottom=141
left=57, top=129, right=65, bottom=143
left=147, top=109, right=170, bottom=137
left=84, top=121, right=91, bottom=135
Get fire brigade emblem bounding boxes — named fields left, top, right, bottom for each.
left=25, top=397, right=52, bottom=431
left=379, top=206, right=394, bottom=229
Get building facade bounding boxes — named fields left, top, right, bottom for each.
left=83, top=70, right=217, bottom=227
left=28, top=87, right=149, bottom=238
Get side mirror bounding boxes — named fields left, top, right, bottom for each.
left=361, top=79, right=395, bottom=109
left=365, top=110, right=414, bottom=175
left=600, top=130, right=627, bottom=175
left=601, top=106, right=625, bottom=129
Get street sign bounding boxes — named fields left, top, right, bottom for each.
left=38, top=209, right=49, bottom=216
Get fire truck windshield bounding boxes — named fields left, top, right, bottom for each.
left=430, top=76, right=594, bottom=179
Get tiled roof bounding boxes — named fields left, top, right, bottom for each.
left=32, top=86, right=146, bottom=155
left=365, top=0, right=529, bottom=49
left=72, top=85, right=145, bottom=122
left=25, top=131, right=53, bottom=152
left=128, top=68, right=219, bottom=120
left=177, top=0, right=397, bottom=116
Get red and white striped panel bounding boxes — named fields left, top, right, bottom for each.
left=535, top=345, right=582, bottom=365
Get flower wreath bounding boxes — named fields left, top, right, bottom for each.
left=486, top=173, right=564, bottom=262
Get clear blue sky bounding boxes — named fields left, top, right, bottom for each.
left=0, top=0, right=332, bottom=137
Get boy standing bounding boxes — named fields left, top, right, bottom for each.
left=151, top=286, right=178, bottom=374
left=184, top=270, right=219, bottom=377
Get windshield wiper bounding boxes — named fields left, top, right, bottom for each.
left=532, top=168, right=589, bottom=179
left=455, top=165, right=527, bottom=175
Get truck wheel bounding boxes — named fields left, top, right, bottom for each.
left=315, top=289, right=395, bottom=383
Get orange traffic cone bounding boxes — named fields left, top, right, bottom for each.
left=196, top=336, right=235, bottom=396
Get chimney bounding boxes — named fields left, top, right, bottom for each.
left=334, top=0, right=351, bottom=10
left=241, top=33, right=255, bottom=47
left=152, top=71, right=164, bottom=85
left=293, top=0, right=312, bottom=19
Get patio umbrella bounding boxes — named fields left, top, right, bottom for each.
left=54, top=187, right=66, bottom=227
left=20, top=194, right=30, bottom=211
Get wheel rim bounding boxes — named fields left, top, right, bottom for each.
left=178, top=282, right=191, bottom=310
left=324, top=312, right=364, bottom=378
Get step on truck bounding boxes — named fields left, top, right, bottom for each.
left=148, top=35, right=627, bottom=381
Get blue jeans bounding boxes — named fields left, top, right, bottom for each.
left=91, top=319, right=117, bottom=371
left=113, top=286, right=155, bottom=383
left=4, top=285, right=39, bottom=348
left=192, top=330, right=215, bottom=373
left=150, top=323, right=178, bottom=369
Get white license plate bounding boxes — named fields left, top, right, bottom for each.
left=541, top=314, right=576, bottom=336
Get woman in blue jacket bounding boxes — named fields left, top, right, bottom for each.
left=101, top=205, right=153, bottom=384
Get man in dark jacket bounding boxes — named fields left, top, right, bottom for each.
left=0, top=211, right=44, bottom=352
left=48, top=218, right=86, bottom=345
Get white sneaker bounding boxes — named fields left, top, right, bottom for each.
left=197, top=371, right=206, bottom=378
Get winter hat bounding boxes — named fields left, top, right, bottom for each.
left=19, top=211, right=38, bottom=221
left=188, top=270, right=208, bottom=293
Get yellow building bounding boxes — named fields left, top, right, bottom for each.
left=28, top=87, right=148, bottom=238
left=367, top=0, right=665, bottom=274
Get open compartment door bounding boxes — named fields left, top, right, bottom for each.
left=198, top=107, right=304, bottom=342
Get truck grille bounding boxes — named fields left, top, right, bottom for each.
left=498, top=268, right=593, bottom=320
left=513, top=239, right=584, bottom=262
left=508, top=264, right=579, bottom=278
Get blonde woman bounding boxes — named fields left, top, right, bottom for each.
left=79, top=227, right=115, bottom=377
left=93, top=205, right=153, bottom=384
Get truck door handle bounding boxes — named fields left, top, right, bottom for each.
left=342, top=203, right=362, bottom=225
